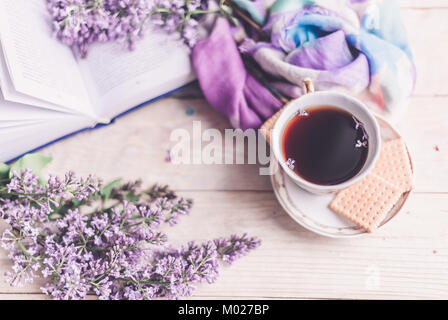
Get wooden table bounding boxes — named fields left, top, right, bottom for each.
left=1, top=0, right=447, bottom=300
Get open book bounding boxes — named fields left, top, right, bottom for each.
left=0, top=0, right=195, bottom=162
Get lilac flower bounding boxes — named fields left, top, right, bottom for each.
left=297, top=109, right=309, bottom=117
left=286, top=158, right=296, bottom=170
left=214, top=233, right=261, bottom=264
left=355, top=139, right=368, bottom=148
left=0, top=167, right=260, bottom=300
left=46, top=0, right=154, bottom=57
left=352, top=116, right=369, bottom=148
left=46, top=0, right=230, bottom=57
left=352, top=115, right=363, bottom=130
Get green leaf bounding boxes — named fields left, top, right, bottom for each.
left=9, top=153, right=52, bottom=183
left=123, top=191, right=141, bottom=203
left=99, top=178, right=122, bottom=199
left=0, top=162, right=10, bottom=179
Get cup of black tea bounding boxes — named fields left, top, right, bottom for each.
left=271, top=80, right=381, bottom=194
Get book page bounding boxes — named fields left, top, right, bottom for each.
left=0, top=41, right=80, bottom=115
left=77, top=27, right=195, bottom=119
left=0, top=114, right=95, bottom=162
left=0, top=120, right=44, bottom=129
left=0, top=88, right=71, bottom=122
left=0, top=0, right=95, bottom=118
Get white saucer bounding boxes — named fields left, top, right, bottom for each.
left=270, top=115, right=414, bottom=238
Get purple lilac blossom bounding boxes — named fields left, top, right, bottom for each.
left=0, top=169, right=260, bottom=300
left=46, top=0, right=214, bottom=57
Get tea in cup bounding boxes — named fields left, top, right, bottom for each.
left=271, top=80, right=381, bottom=194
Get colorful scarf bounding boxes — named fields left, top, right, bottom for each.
left=193, top=0, right=415, bottom=129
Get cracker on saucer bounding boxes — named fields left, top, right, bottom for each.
left=371, top=138, right=414, bottom=192
left=329, top=174, right=402, bottom=233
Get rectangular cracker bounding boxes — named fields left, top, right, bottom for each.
left=260, top=106, right=286, bottom=145
left=329, top=174, right=403, bottom=233
left=371, top=138, right=414, bottom=192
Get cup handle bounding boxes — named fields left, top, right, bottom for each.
left=302, top=78, right=315, bottom=95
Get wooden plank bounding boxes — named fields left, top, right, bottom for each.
left=0, top=294, right=51, bottom=300
left=1, top=192, right=447, bottom=299
left=401, top=9, right=448, bottom=96
left=398, top=96, right=448, bottom=193
left=398, top=0, right=448, bottom=8
left=43, top=98, right=273, bottom=192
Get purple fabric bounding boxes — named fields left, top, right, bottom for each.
left=192, top=18, right=282, bottom=130
left=286, top=31, right=354, bottom=70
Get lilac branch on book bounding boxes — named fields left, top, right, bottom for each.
left=47, top=0, right=238, bottom=57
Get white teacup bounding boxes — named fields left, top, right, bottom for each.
left=271, top=80, right=381, bottom=195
